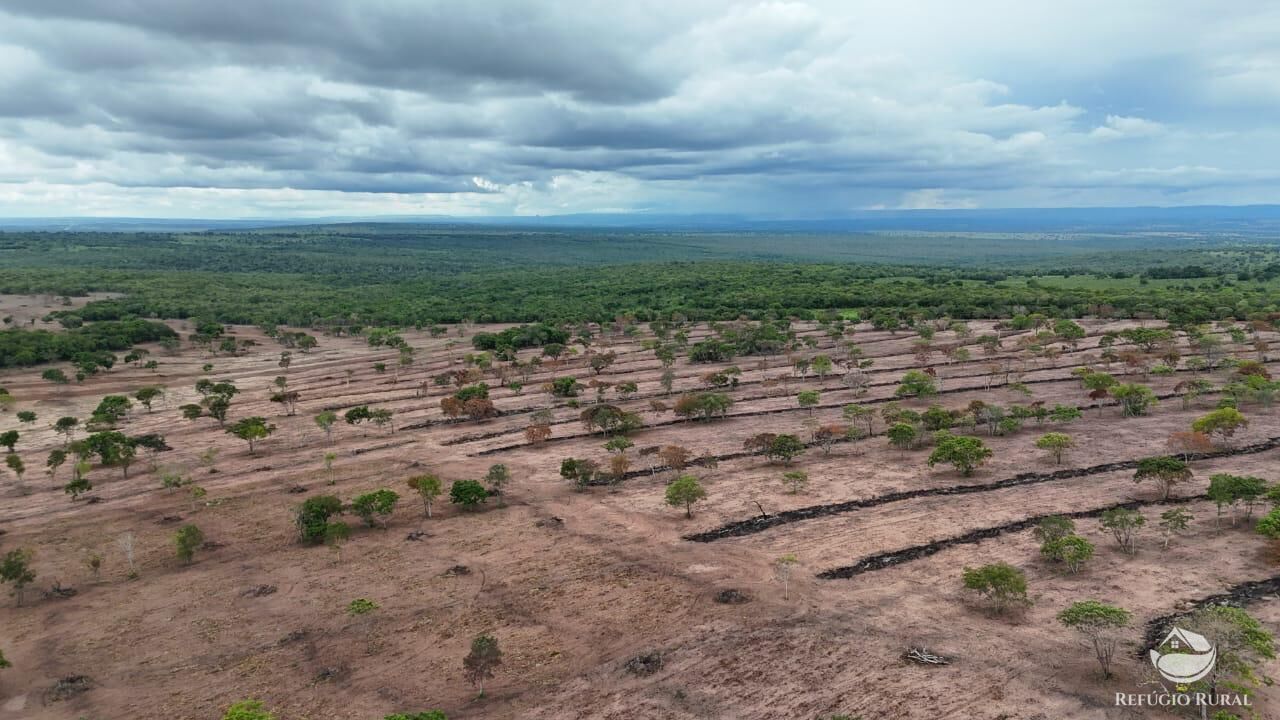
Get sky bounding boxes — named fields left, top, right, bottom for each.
left=1, top=0, right=1278, bottom=218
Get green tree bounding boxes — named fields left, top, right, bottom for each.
left=484, top=464, right=511, bottom=506
left=295, top=495, right=344, bottom=544
left=1033, top=515, right=1075, bottom=544
left=1255, top=508, right=1280, bottom=540
left=895, top=370, right=937, bottom=398
left=5, top=454, right=25, bottom=483
left=0, top=548, right=36, bottom=606
left=134, top=386, right=164, bottom=412
left=174, top=524, right=204, bottom=564
left=1111, top=383, right=1157, bottom=416
left=886, top=422, right=917, bottom=452
left=1040, top=535, right=1094, bottom=573
left=407, top=474, right=443, bottom=517
left=927, top=433, right=992, bottom=476
left=961, top=563, right=1030, bottom=614
left=41, top=368, right=70, bottom=385
left=1191, top=407, right=1248, bottom=445
left=1159, top=507, right=1193, bottom=549
left=781, top=470, right=808, bottom=494
left=463, top=634, right=502, bottom=696
left=91, top=395, right=133, bottom=426
left=1057, top=601, right=1131, bottom=678
left=16, top=410, right=35, bottom=425
left=796, top=390, right=820, bottom=415
left=665, top=475, right=707, bottom=518
left=0, top=430, right=16, bottom=453
left=1133, top=456, right=1191, bottom=500
left=314, top=410, right=338, bottom=442
left=450, top=479, right=488, bottom=509
left=1034, top=432, right=1074, bottom=464
left=766, top=434, right=805, bottom=465
left=1099, top=507, right=1145, bottom=554
left=351, top=489, right=399, bottom=528
left=226, top=416, right=276, bottom=454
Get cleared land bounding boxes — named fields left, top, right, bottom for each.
left=1, top=299, right=1279, bottom=719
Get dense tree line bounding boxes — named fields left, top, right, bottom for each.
left=0, top=320, right=175, bottom=368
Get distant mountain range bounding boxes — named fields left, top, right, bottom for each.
left=3, top=205, right=1280, bottom=233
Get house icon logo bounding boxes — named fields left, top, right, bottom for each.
left=1149, top=626, right=1217, bottom=685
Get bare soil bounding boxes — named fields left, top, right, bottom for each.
left=1, top=309, right=1278, bottom=719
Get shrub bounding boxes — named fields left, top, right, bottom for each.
left=348, top=598, right=378, bottom=615
left=450, top=479, right=488, bottom=509
left=296, top=495, right=344, bottom=544
left=350, top=489, right=399, bottom=528
left=174, top=524, right=204, bottom=564
left=222, top=700, right=276, bottom=720
left=961, top=563, right=1030, bottom=613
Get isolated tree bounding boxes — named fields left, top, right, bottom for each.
left=407, top=474, right=443, bottom=517
left=1111, top=383, right=1157, bottom=417
left=657, top=445, right=691, bottom=473
left=774, top=554, right=799, bottom=600
left=559, top=458, right=598, bottom=489
left=484, top=464, right=511, bottom=506
left=351, top=489, right=400, bottom=528
left=1167, top=430, right=1215, bottom=461
left=5, top=454, right=25, bottom=484
left=1099, top=507, right=1145, bottom=554
left=0, top=648, right=9, bottom=670
left=450, top=479, right=488, bottom=510
left=227, top=417, right=276, bottom=454
left=45, top=448, right=66, bottom=480
left=1191, top=407, right=1248, bottom=446
left=1040, top=534, right=1094, bottom=573
left=41, top=368, right=70, bottom=386
left=0, top=431, right=16, bottom=453
left=961, top=563, right=1030, bottom=614
left=174, top=524, right=204, bottom=565
left=295, top=495, right=344, bottom=544
left=842, top=404, right=875, bottom=435
left=524, top=420, right=552, bottom=444
left=928, top=434, right=992, bottom=476
left=53, top=416, right=79, bottom=445
left=16, top=410, right=35, bottom=425
left=766, top=434, right=805, bottom=465
left=134, top=386, right=164, bottom=413
left=270, top=390, right=301, bottom=416
left=665, top=475, right=707, bottom=518
left=1058, top=601, right=1131, bottom=679
left=887, top=422, right=917, bottom=452
left=1033, top=515, right=1076, bottom=544
left=314, top=410, right=338, bottom=443
left=895, top=370, right=938, bottom=398
left=91, top=395, right=133, bottom=426
left=1133, top=456, right=1191, bottom=500
left=1159, top=507, right=1193, bottom=549
left=0, top=548, right=36, bottom=606
left=797, top=390, right=820, bottom=416
left=1035, top=432, right=1074, bottom=464
left=782, top=470, right=809, bottom=494
left=463, top=634, right=502, bottom=696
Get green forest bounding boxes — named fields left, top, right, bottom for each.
left=2, top=225, right=1280, bottom=334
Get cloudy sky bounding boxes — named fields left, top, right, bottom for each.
left=1, top=0, right=1278, bottom=217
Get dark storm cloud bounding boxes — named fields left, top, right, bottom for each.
left=0, top=1, right=1277, bottom=216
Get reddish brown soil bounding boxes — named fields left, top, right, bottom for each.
left=1, top=304, right=1277, bottom=719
